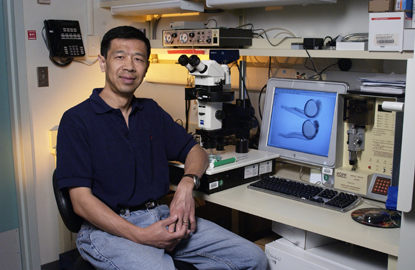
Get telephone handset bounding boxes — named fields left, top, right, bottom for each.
left=44, top=20, right=85, bottom=58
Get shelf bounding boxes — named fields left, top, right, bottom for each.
left=238, top=49, right=413, bottom=60
left=150, top=39, right=414, bottom=60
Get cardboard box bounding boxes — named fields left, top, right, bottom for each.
left=395, top=0, right=413, bottom=12
left=369, top=0, right=394, bottom=12
left=368, top=12, right=411, bottom=52
left=271, top=222, right=337, bottom=250
left=334, top=167, right=372, bottom=195
left=265, top=238, right=387, bottom=270
left=404, top=28, right=415, bottom=50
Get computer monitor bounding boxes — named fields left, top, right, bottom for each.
left=259, top=78, right=348, bottom=168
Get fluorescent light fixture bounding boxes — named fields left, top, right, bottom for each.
left=161, top=12, right=200, bottom=17
left=111, top=0, right=204, bottom=16
left=206, top=0, right=336, bottom=9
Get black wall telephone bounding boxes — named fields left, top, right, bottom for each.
left=44, top=20, right=85, bottom=58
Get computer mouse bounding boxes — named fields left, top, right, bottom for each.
left=363, top=211, right=390, bottom=224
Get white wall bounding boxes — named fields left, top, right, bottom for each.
left=20, top=0, right=405, bottom=265
left=21, top=0, right=139, bottom=264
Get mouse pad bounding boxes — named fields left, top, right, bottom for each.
left=351, top=208, right=401, bottom=228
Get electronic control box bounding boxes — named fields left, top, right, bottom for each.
left=169, top=146, right=279, bottom=194
left=334, top=96, right=400, bottom=201
left=162, top=28, right=252, bottom=48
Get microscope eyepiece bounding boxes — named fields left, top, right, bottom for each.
left=189, top=55, right=208, bottom=73
left=178, top=54, right=196, bottom=73
left=178, top=55, right=189, bottom=65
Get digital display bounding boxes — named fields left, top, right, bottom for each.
left=267, top=88, right=337, bottom=157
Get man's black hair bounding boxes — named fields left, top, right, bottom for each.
left=100, top=26, right=151, bottom=60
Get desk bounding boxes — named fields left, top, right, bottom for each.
left=191, top=183, right=399, bottom=268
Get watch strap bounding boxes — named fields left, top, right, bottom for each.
left=183, top=174, right=200, bottom=189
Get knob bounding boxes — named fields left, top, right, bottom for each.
left=180, top=33, right=188, bottom=43
left=215, top=110, right=225, bottom=120
left=164, top=34, right=173, bottom=44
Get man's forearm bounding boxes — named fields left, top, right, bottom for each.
left=183, top=144, right=209, bottom=179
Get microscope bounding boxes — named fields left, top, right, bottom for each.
left=178, top=50, right=257, bottom=154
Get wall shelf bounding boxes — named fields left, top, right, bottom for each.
left=150, top=39, right=414, bottom=60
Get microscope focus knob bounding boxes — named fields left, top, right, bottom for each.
left=215, top=110, right=225, bottom=120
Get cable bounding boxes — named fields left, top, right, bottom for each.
left=175, top=118, right=184, bottom=126
left=247, top=56, right=269, bottom=67
left=235, top=62, right=252, bottom=104
left=303, top=46, right=321, bottom=78
left=42, top=26, right=74, bottom=66
left=185, top=99, right=191, bottom=132
left=252, top=27, right=297, bottom=47
left=258, top=84, right=267, bottom=120
left=205, top=19, right=218, bottom=28
left=236, top=23, right=254, bottom=30
left=73, top=58, right=98, bottom=66
left=48, top=54, right=73, bottom=67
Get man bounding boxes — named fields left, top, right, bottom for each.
left=56, top=25, right=268, bottom=270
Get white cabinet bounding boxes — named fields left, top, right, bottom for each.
left=206, top=0, right=336, bottom=9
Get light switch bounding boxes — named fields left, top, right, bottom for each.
left=37, top=67, right=49, bottom=87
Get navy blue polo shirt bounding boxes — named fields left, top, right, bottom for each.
left=56, top=88, right=196, bottom=212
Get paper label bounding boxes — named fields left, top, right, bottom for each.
left=259, top=161, right=273, bottom=174
left=244, top=164, right=259, bottom=179
left=374, top=34, right=399, bottom=46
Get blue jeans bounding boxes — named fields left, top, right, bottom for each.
left=76, top=204, right=268, bottom=270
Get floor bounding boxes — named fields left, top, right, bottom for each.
left=41, top=249, right=80, bottom=270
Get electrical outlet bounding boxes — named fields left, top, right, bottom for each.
left=37, top=67, right=49, bottom=87
left=292, top=69, right=327, bottom=80
left=292, top=70, right=308, bottom=79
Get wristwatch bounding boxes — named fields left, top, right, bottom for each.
left=183, top=174, right=200, bottom=190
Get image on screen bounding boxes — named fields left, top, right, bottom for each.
left=267, top=88, right=337, bottom=157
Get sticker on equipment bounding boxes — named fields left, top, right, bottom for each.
left=259, top=161, right=273, bottom=174
left=209, top=181, right=219, bottom=190
left=375, top=34, right=398, bottom=46
left=244, top=164, right=259, bottom=179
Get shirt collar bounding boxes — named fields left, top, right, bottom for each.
left=90, top=88, right=144, bottom=114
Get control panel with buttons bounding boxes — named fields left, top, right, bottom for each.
left=162, top=28, right=252, bottom=48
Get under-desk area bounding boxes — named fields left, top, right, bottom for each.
left=190, top=183, right=398, bottom=268
left=192, top=183, right=399, bottom=256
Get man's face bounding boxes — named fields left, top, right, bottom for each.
left=98, top=38, right=149, bottom=97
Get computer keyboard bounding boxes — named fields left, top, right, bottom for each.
left=248, top=175, right=363, bottom=212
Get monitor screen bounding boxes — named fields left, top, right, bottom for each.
left=259, top=78, right=348, bottom=168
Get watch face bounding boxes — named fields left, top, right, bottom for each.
left=184, top=174, right=200, bottom=189
left=194, top=176, right=200, bottom=189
